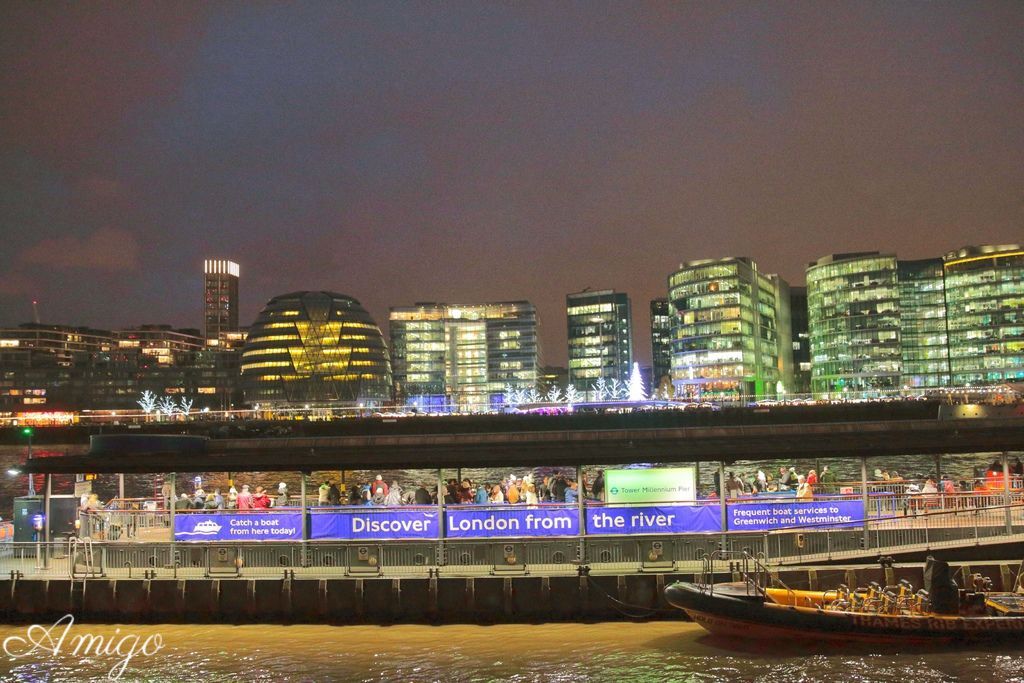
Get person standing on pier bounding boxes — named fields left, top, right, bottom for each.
left=237, top=484, right=253, bottom=511
left=796, top=475, right=813, bottom=500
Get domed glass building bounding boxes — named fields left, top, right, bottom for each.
left=241, top=291, right=392, bottom=407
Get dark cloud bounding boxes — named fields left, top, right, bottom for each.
left=20, top=226, right=141, bottom=271
left=0, top=2, right=1021, bottom=362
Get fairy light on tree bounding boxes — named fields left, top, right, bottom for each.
left=137, top=390, right=157, bottom=414
left=627, top=362, right=646, bottom=402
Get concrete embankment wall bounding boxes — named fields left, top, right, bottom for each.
left=0, top=562, right=1020, bottom=624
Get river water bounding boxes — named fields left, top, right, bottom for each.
left=0, top=621, right=1021, bottom=682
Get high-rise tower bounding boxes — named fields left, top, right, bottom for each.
left=204, top=259, right=240, bottom=339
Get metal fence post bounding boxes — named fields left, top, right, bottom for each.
left=300, top=471, right=308, bottom=566
left=169, top=473, right=176, bottom=553
left=860, top=456, right=869, bottom=550
left=577, top=464, right=586, bottom=564
left=436, top=469, right=445, bottom=568
left=719, top=461, right=727, bottom=551
left=1004, top=452, right=1013, bottom=534
left=42, top=473, right=51, bottom=569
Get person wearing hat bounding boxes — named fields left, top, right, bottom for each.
left=374, top=475, right=389, bottom=497
left=277, top=482, right=289, bottom=507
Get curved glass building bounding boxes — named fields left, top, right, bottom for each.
left=806, top=253, right=902, bottom=396
left=241, top=291, right=392, bottom=407
left=943, top=245, right=1024, bottom=386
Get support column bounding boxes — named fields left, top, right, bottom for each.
left=118, top=473, right=125, bottom=502
left=935, top=454, right=943, bottom=506
left=694, top=460, right=700, bottom=500
left=1004, top=452, right=1013, bottom=534
left=861, top=456, right=870, bottom=550
left=719, top=461, right=728, bottom=551
left=169, top=473, right=176, bottom=549
left=42, top=473, right=51, bottom=568
left=300, top=471, right=308, bottom=539
left=576, top=464, right=586, bottom=564
left=436, top=469, right=445, bottom=568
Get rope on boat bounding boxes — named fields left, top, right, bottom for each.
left=584, top=576, right=681, bottom=619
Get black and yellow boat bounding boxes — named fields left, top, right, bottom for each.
left=666, top=554, right=1024, bottom=644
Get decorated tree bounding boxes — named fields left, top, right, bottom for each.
left=592, top=377, right=608, bottom=401
left=627, top=362, right=646, bottom=402
left=607, top=378, right=623, bottom=400
left=137, top=390, right=157, bottom=414
left=545, top=386, right=562, bottom=403
left=178, top=397, right=194, bottom=417
left=564, top=384, right=581, bottom=405
left=156, top=396, right=177, bottom=418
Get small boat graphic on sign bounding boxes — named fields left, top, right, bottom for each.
left=178, top=520, right=223, bottom=536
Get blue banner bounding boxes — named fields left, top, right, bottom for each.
left=446, top=507, right=579, bottom=538
left=727, top=500, right=862, bottom=531
left=586, top=505, right=721, bottom=535
left=174, top=512, right=303, bottom=542
left=310, top=509, right=438, bottom=540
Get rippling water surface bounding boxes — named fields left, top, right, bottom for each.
left=1, top=622, right=1023, bottom=682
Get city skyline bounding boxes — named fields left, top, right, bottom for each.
left=1, top=4, right=1022, bottom=367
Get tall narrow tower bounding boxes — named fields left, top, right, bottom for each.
left=204, top=259, right=240, bottom=339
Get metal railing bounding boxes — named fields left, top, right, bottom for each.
left=5, top=500, right=1022, bottom=580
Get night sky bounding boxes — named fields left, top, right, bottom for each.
left=1, top=3, right=1021, bottom=366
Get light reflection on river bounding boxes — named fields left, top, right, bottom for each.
left=0, top=621, right=1023, bottom=682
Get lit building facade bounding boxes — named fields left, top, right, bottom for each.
left=806, top=253, right=902, bottom=396
left=390, top=301, right=538, bottom=411
left=0, top=324, right=242, bottom=412
left=241, top=291, right=392, bottom=407
left=789, top=287, right=812, bottom=395
left=943, top=245, right=1024, bottom=386
left=806, top=245, right=1024, bottom=395
left=566, top=290, right=632, bottom=397
left=649, top=298, right=672, bottom=388
left=204, top=259, right=240, bottom=339
left=668, top=257, right=792, bottom=400
left=897, top=259, right=950, bottom=388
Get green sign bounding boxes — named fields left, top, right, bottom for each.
left=605, top=467, right=697, bottom=504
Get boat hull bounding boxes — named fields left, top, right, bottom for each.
left=665, top=582, right=1024, bottom=644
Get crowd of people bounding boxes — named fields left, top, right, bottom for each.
left=713, top=466, right=839, bottom=500
left=711, top=456, right=1024, bottom=502
left=313, top=472, right=595, bottom=507
left=167, top=482, right=291, bottom=510
left=158, top=457, right=1022, bottom=512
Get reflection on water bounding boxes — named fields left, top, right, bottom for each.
left=0, top=621, right=1022, bottom=682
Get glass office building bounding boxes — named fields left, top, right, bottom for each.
left=807, top=245, right=1023, bottom=395
left=897, top=259, right=950, bottom=388
left=241, top=291, right=392, bottom=407
left=789, top=287, right=812, bottom=395
left=806, top=253, right=902, bottom=396
left=668, top=257, right=792, bottom=400
left=0, top=324, right=243, bottom=412
left=650, top=298, right=673, bottom=389
left=566, top=290, right=632, bottom=397
left=390, top=301, right=538, bottom=411
left=943, top=244, right=1024, bottom=386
